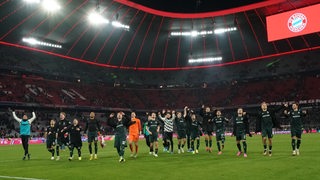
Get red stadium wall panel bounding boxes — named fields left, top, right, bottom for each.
left=266, top=4, right=320, bottom=42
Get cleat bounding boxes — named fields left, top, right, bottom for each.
left=292, top=150, right=296, bottom=156
left=187, top=148, right=193, bottom=152
left=263, top=150, right=267, bottom=156
left=178, top=149, right=181, bottom=154
left=68, top=157, right=72, bottom=161
left=78, top=157, right=82, bottom=161
left=133, top=154, right=137, bottom=158
left=237, top=151, right=242, bottom=156
left=27, top=154, right=30, bottom=160
left=89, top=154, right=93, bottom=160
left=119, top=156, right=123, bottom=162
left=153, top=153, right=158, bottom=157
left=244, top=153, right=248, bottom=158
left=269, top=152, right=272, bottom=157
left=22, top=156, right=26, bottom=160
left=181, top=148, right=184, bottom=153
left=192, top=151, right=195, bottom=154
left=195, top=149, right=199, bottom=154
left=209, top=148, right=212, bottom=153
left=222, top=144, right=225, bottom=150
left=296, top=149, right=300, bottom=156
left=218, top=151, right=222, bottom=155
left=51, top=157, right=55, bottom=160
left=56, top=156, right=60, bottom=161
left=149, top=152, right=153, bottom=155
left=94, top=154, right=98, bottom=160
left=130, top=153, right=134, bottom=157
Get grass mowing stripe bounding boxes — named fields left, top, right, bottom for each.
left=0, top=175, right=47, bottom=180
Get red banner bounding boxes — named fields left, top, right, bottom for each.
left=267, top=4, right=320, bottom=42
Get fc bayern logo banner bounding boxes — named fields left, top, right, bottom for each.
left=288, top=13, right=307, bottom=33
left=266, top=4, right=320, bottom=42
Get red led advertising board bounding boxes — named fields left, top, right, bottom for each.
left=266, top=4, right=320, bottom=42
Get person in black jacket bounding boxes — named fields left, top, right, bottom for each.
left=66, top=118, right=82, bottom=161
left=107, top=112, right=135, bottom=162
left=233, top=108, right=250, bottom=158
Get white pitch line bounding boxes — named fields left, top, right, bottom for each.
left=0, top=175, right=47, bottom=180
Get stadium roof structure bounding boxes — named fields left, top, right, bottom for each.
left=0, top=0, right=320, bottom=71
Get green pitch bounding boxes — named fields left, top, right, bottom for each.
left=0, top=133, right=319, bottom=180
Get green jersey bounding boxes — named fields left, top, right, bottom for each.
left=147, top=120, right=159, bottom=133
left=46, top=125, right=57, bottom=141
left=233, top=115, right=249, bottom=135
left=214, top=116, right=228, bottom=131
left=260, top=111, right=273, bottom=129
left=288, top=110, right=305, bottom=130
left=175, top=117, right=186, bottom=131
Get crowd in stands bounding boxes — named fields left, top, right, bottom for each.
left=0, top=73, right=319, bottom=110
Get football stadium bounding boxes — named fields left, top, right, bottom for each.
left=0, top=0, right=320, bottom=179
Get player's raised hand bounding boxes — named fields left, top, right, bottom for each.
left=109, top=113, right=115, bottom=118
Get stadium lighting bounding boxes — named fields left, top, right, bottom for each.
left=214, top=27, right=237, bottom=34
left=171, top=27, right=236, bottom=37
left=41, top=0, right=61, bottom=12
left=88, top=12, right=109, bottom=25
left=23, top=0, right=41, bottom=3
left=22, top=37, right=62, bottom=49
left=188, top=57, right=222, bottom=63
left=111, top=21, right=130, bottom=30
left=171, top=30, right=213, bottom=37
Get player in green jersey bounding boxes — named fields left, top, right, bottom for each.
left=284, top=103, right=306, bottom=156
left=233, top=108, right=250, bottom=158
left=146, top=112, right=160, bottom=157
left=213, top=110, right=229, bottom=155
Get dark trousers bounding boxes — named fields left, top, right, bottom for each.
left=21, top=135, right=30, bottom=155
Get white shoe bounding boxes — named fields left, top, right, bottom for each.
left=178, top=149, right=181, bottom=154
left=56, top=156, right=60, bottom=161
left=263, top=150, right=267, bottom=156
left=153, top=153, right=158, bottom=157
left=119, top=156, right=124, bottom=162
left=181, top=148, right=184, bottom=153
left=149, top=152, right=153, bottom=155
left=192, top=151, right=195, bottom=154
left=292, top=150, right=297, bottom=156
left=133, top=154, right=137, bottom=158
left=78, top=157, right=82, bottom=160
left=195, top=149, right=199, bottom=154
left=94, top=154, right=98, bottom=160
left=51, top=157, right=54, bottom=160
left=296, top=149, right=300, bottom=156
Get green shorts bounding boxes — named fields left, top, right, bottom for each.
left=149, top=133, right=158, bottom=142
left=88, top=131, right=98, bottom=143
left=46, top=138, right=55, bottom=149
left=261, top=128, right=273, bottom=138
left=291, top=129, right=302, bottom=138
left=215, top=130, right=225, bottom=141
left=236, top=131, right=246, bottom=141
left=177, top=130, right=186, bottom=139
